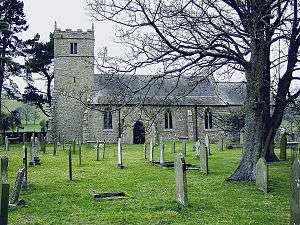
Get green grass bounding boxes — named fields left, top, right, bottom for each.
left=4, top=142, right=290, bottom=225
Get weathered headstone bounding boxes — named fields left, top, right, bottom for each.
left=280, top=133, right=287, bottom=161
left=255, top=157, right=268, bottom=193
left=199, top=141, right=208, bottom=174
left=68, top=145, right=72, bottom=181
left=160, top=143, right=165, bottom=166
left=143, top=143, right=147, bottom=160
left=29, top=135, right=35, bottom=166
left=195, top=141, right=201, bottom=159
left=117, top=138, right=124, bottom=169
left=149, top=139, right=154, bottom=164
left=0, top=156, right=9, bottom=225
left=181, top=142, right=186, bottom=157
left=290, top=158, right=300, bottom=224
left=175, top=153, right=188, bottom=206
left=205, top=134, right=211, bottom=155
left=22, top=144, right=28, bottom=190
left=10, top=166, right=25, bottom=205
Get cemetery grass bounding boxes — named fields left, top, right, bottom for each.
left=6, top=142, right=290, bottom=225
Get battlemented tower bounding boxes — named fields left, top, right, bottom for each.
left=49, top=24, right=94, bottom=142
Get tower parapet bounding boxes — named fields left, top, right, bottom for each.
left=49, top=24, right=95, bottom=143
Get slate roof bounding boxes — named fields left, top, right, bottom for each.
left=91, top=74, right=245, bottom=106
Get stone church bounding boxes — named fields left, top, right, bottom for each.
left=49, top=26, right=245, bottom=144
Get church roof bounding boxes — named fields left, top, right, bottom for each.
left=91, top=74, right=245, bottom=107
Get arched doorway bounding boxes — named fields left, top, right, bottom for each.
left=133, top=121, right=145, bottom=144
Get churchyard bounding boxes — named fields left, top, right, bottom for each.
left=0, top=140, right=291, bottom=224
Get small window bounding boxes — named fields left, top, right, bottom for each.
left=164, top=110, right=173, bottom=129
left=70, top=43, right=78, bottom=54
left=204, top=109, right=212, bottom=129
left=73, top=77, right=76, bottom=83
left=104, top=110, right=112, bottom=129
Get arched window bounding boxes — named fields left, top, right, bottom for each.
left=204, top=108, right=212, bottom=129
left=164, top=110, right=173, bottom=129
left=103, top=110, right=112, bottom=129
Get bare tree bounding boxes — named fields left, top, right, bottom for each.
left=87, top=0, right=300, bottom=180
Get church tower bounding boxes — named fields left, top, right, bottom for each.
left=49, top=24, right=94, bottom=142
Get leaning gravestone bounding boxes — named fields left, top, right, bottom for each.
left=22, top=144, right=28, bottom=190
left=195, top=141, right=201, bottom=159
left=199, top=141, right=208, bottom=174
left=291, top=158, right=300, bottom=225
left=218, top=137, right=224, bottom=151
left=117, top=138, right=124, bottom=169
left=280, top=133, right=287, bottom=161
left=175, top=153, right=188, bottom=206
left=0, top=156, right=9, bottom=225
left=10, top=166, right=25, bottom=205
left=256, top=157, right=268, bottom=193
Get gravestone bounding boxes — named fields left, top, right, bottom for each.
left=117, top=138, right=124, bottom=169
left=4, top=136, right=9, bottom=154
left=205, top=134, right=211, bottom=155
left=149, top=139, right=154, bottom=164
left=78, top=142, right=82, bottom=165
left=33, top=137, right=41, bottom=165
left=195, top=141, right=201, bottom=159
left=22, top=144, right=28, bottom=190
left=181, top=142, right=186, bottom=157
left=29, top=135, right=35, bottom=165
left=10, top=166, right=25, bottom=205
left=256, top=157, right=268, bottom=193
left=0, top=156, right=9, bottom=225
left=199, top=141, right=208, bottom=174
left=160, top=143, right=165, bottom=166
left=280, top=133, right=287, bottom=161
left=40, top=136, right=46, bottom=153
left=96, top=141, right=100, bottom=161
left=175, top=153, right=188, bottom=206
left=35, top=137, right=41, bottom=152
left=290, top=158, right=300, bottom=224
left=102, top=142, right=106, bottom=159
left=68, top=145, right=72, bottom=181
left=72, top=139, right=76, bottom=154
left=53, top=142, right=57, bottom=156
left=144, top=143, right=147, bottom=160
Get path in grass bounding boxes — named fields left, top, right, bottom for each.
left=5, top=142, right=290, bottom=225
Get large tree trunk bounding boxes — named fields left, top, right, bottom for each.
left=229, top=38, right=271, bottom=181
